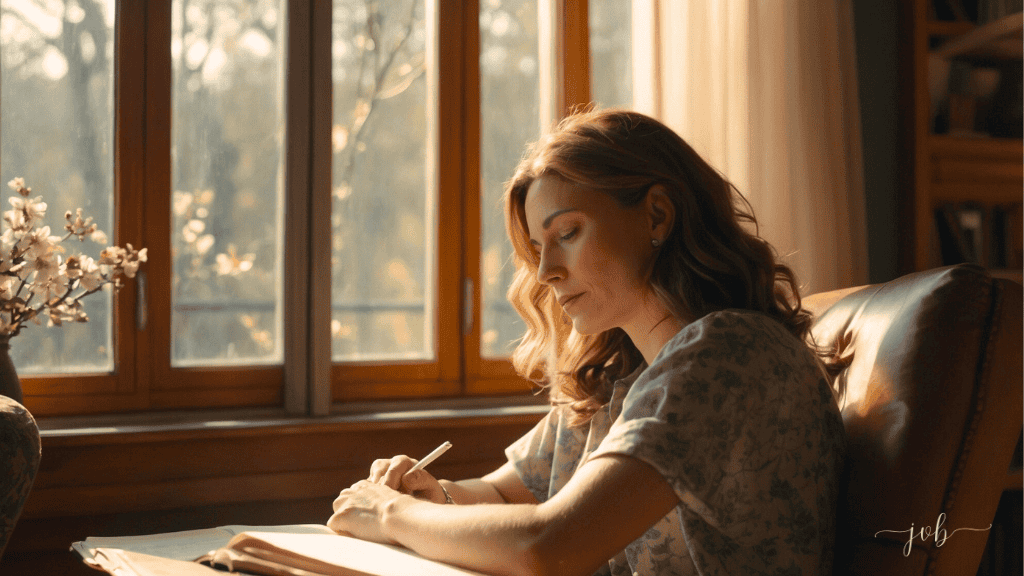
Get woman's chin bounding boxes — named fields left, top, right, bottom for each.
left=569, top=316, right=603, bottom=336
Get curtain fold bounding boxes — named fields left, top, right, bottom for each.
left=653, top=0, right=869, bottom=294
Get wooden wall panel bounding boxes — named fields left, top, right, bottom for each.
left=1, top=412, right=544, bottom=573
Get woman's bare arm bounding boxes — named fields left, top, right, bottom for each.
left=443, top=461, right=539, bottom=504
left=330, top=454, right=678, bottom=576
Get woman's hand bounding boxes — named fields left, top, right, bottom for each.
left=367, top=455, right=448, bottom=504
left=328, top=480, right=410, bottom=543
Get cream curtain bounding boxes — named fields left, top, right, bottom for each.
left=637, top=0, right=869, bottom=294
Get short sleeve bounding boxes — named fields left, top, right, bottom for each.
left=505, top=408, right=560, bottom=503
left=587, top=311, right=846, bottom=574
left=506, top=405, right=591, bottom=504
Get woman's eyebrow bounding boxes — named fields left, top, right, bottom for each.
left=542, top=208, right=578, bottom=229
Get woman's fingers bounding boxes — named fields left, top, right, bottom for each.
left=401, top=469, right=447, bottom=503
left=367, top=459, right=392, bottom=483
left=369, top=455, right=418, bottom=489
left=363, top=457, right=447, bottom=503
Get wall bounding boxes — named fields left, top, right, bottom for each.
left=852, top=0, right=902, bottom=284
left=1, top=409, right=545, bottom=575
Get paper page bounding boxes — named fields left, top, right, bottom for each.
left=77, top=528, right=236, bottom=562
left=92, top=548, right=226, bottom=576
left=239, top=532, right=490, bottom=576
left=222, top=524, right=335, bottom=537
left=75, top=524, right=333, bottom=563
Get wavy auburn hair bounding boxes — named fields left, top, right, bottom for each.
left=504, top=109, right=827, bottom=426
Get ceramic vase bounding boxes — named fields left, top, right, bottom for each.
left=0, top=335, right=22, bottom=404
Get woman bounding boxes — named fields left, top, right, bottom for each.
left=328, top=109, right=847, bottom=576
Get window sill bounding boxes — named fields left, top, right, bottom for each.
left=37, top=394, right=550, bottom=444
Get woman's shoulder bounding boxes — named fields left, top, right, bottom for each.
left=639, top=309, right=826, bottom=403
left=629, top=308, right=836, bottom=424
left=655, top=308, right=806, bottom=362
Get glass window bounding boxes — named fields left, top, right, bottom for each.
left=589, top=0, right=632, bottom=109
left=171, top=0, right=285, bottom=366
left=1, top=0, right=116, bottom=374
left=480, top=0, right=538, bottom=358
left=331, top=0, right=432, bottom=362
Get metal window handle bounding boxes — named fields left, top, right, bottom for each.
left=136, top=271, right=148, bottom=331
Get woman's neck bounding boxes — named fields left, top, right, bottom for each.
left=624, top=302, right=691, bottom=365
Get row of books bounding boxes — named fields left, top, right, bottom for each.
left=932, top=0, right=1023, bottom=24
left=934, top=202, right=1024, bottom=269
left=933, top=59, right=1023, bottom=139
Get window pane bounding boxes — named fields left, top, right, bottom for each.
left=589, top=0, right=632, bottom=109
left=1, top=0, right=116, bottom=374
left=171, top=0, right=285, bottom=366
left=331, top=0, right=432, bottom=361
left=480, top=0, right=537, bottom=358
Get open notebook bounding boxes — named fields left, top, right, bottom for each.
left=72, top=524, right=489, bottom=576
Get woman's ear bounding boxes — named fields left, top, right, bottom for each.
left=645, top=184, right=675, bottom=240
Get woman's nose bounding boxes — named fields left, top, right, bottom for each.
left=536, top=249, right=565, bottom=285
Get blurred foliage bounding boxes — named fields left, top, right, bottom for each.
left=330, top=0, right=430, bottom=360
left=1, top=0, right=635, bottom=371
left=1, top=0, right=116, bottom=372
left=479, top=0, right=538, bottom=358
left=170, top=0, right=284, bottom=364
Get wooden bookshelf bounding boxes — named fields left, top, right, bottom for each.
left=932, top=12, right=1023, bottom=59
left=929, top=136, right=1023, bottom=204
left=1007, top=468, right=1023, bottom=491
left=902, top=9, right=1024, bottom=572
left=900, top=2, right=1023, bottom=278
left=989, top=268, right=1024, bottom=285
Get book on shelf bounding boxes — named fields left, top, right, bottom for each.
left=933, top=202, right=1023, bottom=270
left=935, top=203, right=979, bottom=264
left=72, top=523, right=489, bottom=576
left=931, top=0, right=1023, bottom=27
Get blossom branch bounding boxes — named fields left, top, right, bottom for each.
left=0, top=178, right=146, bottom=336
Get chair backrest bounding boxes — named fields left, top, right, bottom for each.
left=0, top=395, right=41, bottom=561
left=803, top=264, right=1022, bottom=576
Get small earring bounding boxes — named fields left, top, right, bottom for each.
left=651, top=239, right=661, bottom=247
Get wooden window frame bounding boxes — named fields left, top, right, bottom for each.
left=17, top=0, right=599, bottom=419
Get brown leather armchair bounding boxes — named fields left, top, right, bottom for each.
left=804, top=264, right=1022, bottom=576
left=0, top=395, right=41, bottom=561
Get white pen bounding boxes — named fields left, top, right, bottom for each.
left=409, top=441, right=452, bottom=472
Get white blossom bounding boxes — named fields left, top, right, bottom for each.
left=9, top=195, right=47, bottom=226
left=0, top=178, right=147, bottom=336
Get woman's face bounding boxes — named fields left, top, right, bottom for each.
left=524, top=175, right=655, bottom=336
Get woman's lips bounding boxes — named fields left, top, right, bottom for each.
left=559, top=292, right=583, bottom=309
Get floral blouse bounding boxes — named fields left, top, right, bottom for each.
left=506, top=309, right=847, bottom=575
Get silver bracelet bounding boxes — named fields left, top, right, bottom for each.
left=439, top=483, right=455, bottom=504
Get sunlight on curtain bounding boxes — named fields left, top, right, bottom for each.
left=589, top=0, right=632, bottom=109
left=656, top=0, right=868, bottom=294
left=1, top=0, right=116, bottom=373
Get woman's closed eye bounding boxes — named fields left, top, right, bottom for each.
left=527, top=226, right=578, bottom=262
left=559, top=227, right=579, bottom=242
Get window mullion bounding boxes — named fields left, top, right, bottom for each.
left=118, top=0, right=148, bottom=400
left=284, top=0, right=319, bottom=412
left=562, top=0, right=591, bottom=113
left=438, top=0, right=470, bottom=390
left=142, top=0, right=173, bottom=406
left=309, top=0, right=334, bottom=416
